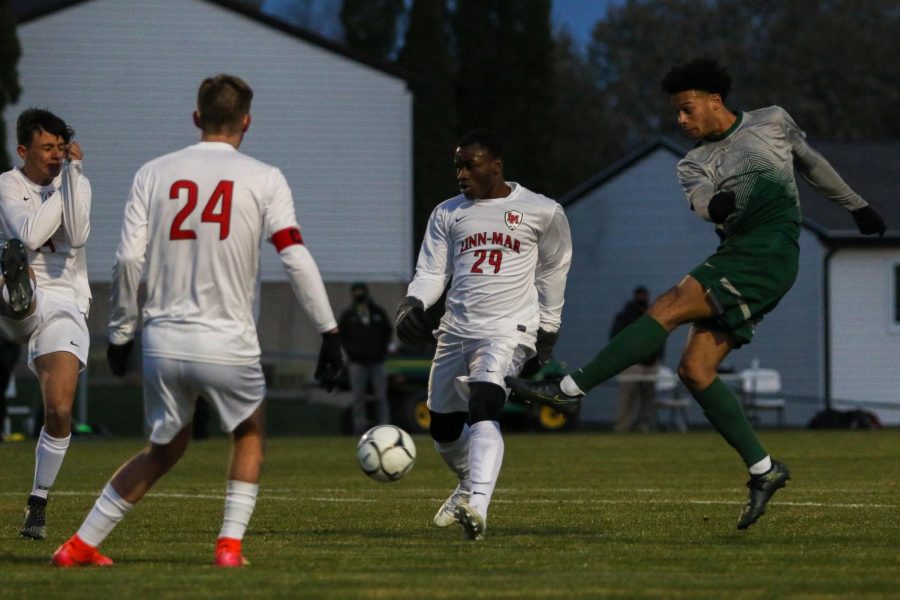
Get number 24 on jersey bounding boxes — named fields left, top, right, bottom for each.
left=169, top=179, right=233, bottom=241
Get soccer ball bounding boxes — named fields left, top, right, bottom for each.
left=356, top=425, right=416, bottom=482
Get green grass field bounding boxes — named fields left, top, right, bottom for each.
left=1, top=431, right=898, bottom=599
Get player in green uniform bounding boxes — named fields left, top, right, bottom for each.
left=507, top=57, right=887, bottom=529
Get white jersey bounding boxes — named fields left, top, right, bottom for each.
left=109, top=141, right=336, bottom=365
left=407, top=182, right=572, bottom=344
left=0, top=163, right=92, bottom=313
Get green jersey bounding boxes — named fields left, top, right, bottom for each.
left=677, top=106, right=867, bottom=245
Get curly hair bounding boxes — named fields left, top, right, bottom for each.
left=661, top=57, right=732, bottom=99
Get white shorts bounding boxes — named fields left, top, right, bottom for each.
left=0, top=289, right=90, bottom=374
left=143, top=355, right=266, bottom=444
left=427, top=333, right=531, bottom=414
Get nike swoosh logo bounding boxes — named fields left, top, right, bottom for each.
left=455, top=216, right=466, bottom=222
left=70, top=341, right=79, bottom=347
left=471, top=491, right=486, bottom=496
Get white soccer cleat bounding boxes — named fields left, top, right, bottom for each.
left=454, top=499, right=486, bottom=541
left=433, top=484, right=470, bottom=527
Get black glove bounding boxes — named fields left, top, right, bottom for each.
left=396, top=296, right=431, bottom=345
left=851, top=206, right=886, bottom=237
left=315, top=331, right=344, bottom=392
left=520, top=328, right=559, bottom=378
left=708, top=190, right=736, bottom=224
left=107, top=340, right=134, bottom=377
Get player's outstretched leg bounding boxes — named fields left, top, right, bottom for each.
left=504, top=374, right=582, bottom=415
left=738, top=460, right=791, bottom=529
left=51, top=535, right=113, bottom=567
left=1, top=239, right=34, bottom=318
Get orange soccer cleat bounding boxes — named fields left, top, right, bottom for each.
left=51, top=535, right=113, bottom=567
left=214, top=537, right=248, bottom=567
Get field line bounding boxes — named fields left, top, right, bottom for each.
left=0, top=490, right=892, bottom=509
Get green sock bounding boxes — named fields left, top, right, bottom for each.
left=570, top=314, right=669, bottom=391
left=693, top=377, right=767, bottom=467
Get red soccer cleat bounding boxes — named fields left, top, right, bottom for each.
left=214, top=537, right=248, bottom=567
left=51, top=535, right=113, bottom=567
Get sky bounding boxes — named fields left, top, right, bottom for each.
left=261, top=0, right=625, bottom=51
left=551, top=0, right=624, bottom=50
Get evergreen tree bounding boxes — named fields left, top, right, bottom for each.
left=397, top=0, right=458, bottom=245
left=341, top=0, right=405, bottom=60
left=454, top=0, right=555, bottom=193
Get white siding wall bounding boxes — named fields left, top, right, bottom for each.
left=830, top=248, right=900, bottom=424
left=4, top=0, right=412, bottom=283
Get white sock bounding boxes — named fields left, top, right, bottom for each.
left=31, top=428, right=71, bottom=499
left=434, top=423, right=471, bottom=490
left=467, top=421, right=504, bottom=520
left=560, top=375, right=584, bottom=397
left=76, top=483, right=133, bottom=547
left=749, top=455, right=772, bottom=476
left=218, top=480, right=259, bottom=540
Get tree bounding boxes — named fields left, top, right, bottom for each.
left=340, top=0, right=405, bottom=60
left=0, top=0, right=22, bottom=171
left=545, top=32, right=624, bottom=199
left=586, top=0, right=900, bottom=143
left=397, top=0, right=458, bottom=246
left=454, top=0, right=555, bottom=193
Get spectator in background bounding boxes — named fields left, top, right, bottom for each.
left=339, top=283, right=393, bottom=434
left=611, top=287, right=663, bottom=432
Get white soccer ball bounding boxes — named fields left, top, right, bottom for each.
left=356, top=425, right=416, bottom=482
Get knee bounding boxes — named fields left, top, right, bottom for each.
left=677, top=359, right=715, bottom=391
left=429, top=410, right=467, bottom=443
left=43, top=403, right=72, bottom=430
left=467, top=382, right=506, bottom=424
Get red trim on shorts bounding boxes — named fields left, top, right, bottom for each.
left=271, top=227, right=303, bottom=252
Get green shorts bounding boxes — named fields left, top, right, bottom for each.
left=689, top=236, right=799, bottom=346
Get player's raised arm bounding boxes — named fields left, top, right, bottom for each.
left=785, top=110, right=886, bottom=236
left=59, top=141, right=91, bottom=248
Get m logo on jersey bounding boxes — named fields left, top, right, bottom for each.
left=504, top=210, right=523, bottom=231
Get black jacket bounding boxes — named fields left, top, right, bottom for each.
left=338, top=300, right=393, bottom=364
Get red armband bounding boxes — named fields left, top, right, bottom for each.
left=271, top=227, right=304, bottom=252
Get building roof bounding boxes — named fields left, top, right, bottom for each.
left=562, top=136, right=900, bottom=245
left=12, top=0, right=408, bottom=82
